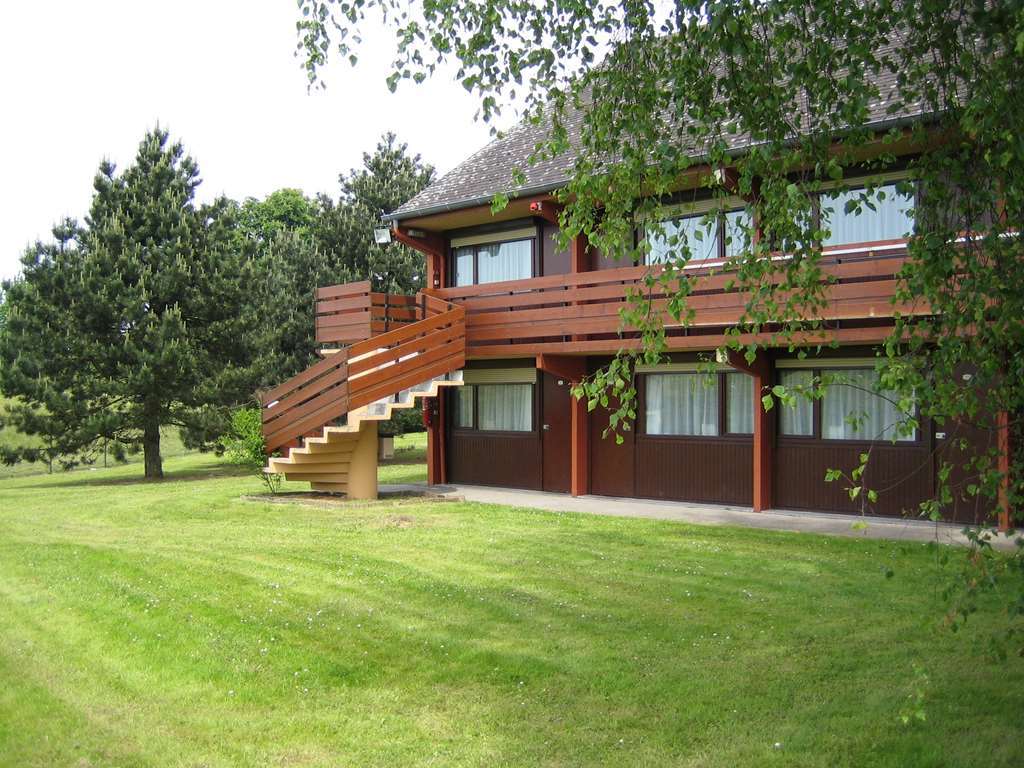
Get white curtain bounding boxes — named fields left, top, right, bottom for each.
left=455, top=386, right=474, bottom=428
left=822, top=369, right=913, bottom=441
left=779, top=370, right=814, bottom=436
left=723, top=209, right=752, bottom=258
left=455, top=246, right=474, bottom=286
left=645, top=374, right=719, bottom=436
left=646, top=214, right=719, bottom=265
left=477, top=240, right=532, bottom=283
left=821, top=183, right=915, bottom=247
left=726, top=373, right=753, bottom=434
left=478, top=384, right=532, bottom=431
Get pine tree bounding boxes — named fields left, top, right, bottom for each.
left=0, top=129, right=254, bottom=479
left=314, top=133, right=434, bottom=294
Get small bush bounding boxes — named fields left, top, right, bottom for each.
left=220, top=407, right=281, bottom=494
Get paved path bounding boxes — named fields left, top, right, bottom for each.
left=381, top=482, right=1019, bottom=550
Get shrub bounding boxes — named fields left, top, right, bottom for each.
left=220, top=407, right=281, bottom=494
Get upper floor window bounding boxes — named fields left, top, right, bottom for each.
left=819, top=182, right=915, bottom=248
left=646, top=207, right=753, bottom=265
left=453, top=238, right=533, bottom=286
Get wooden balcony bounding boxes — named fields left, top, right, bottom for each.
left=430, top=241, right=924, bottom=358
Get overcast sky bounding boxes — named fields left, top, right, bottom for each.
left=0, top=1, right=498, bottom=281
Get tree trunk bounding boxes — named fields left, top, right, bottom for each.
left=143, top=417, right=163, bottom=480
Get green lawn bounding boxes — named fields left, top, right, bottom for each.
left=0, top=447, right=1022, bottom=767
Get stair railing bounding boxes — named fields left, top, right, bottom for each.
left=261, top=292, right=465, bottom=453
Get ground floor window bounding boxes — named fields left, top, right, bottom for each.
left=645, top=373, right=720, bottom=436
left=779, top=369, right=814, bottom=436
left=821, top=369, right=914, bottom=442
left=726, top=372, right=753, bottom=434
left=778, top=366, right=915, bottom=442
left=453, top=383, right=533, bottom=432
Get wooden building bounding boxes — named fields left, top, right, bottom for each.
left=260, top=99, right=1007, bottom=527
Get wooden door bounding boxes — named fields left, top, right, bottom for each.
left=542, top=373, right=572, bottom=493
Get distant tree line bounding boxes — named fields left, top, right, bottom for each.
left=0, top=128, right=434, bottom=478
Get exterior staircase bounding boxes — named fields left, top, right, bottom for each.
left=260, top=285, right=465, bottom=499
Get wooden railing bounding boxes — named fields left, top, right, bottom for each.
left=262, top=293, right=465, bottom=452
left=315, top=281, right=423, bottom=346
left=431, top=243, right=925, bottom=356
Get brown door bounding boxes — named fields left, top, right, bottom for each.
left=542, top=373, right=572, bottom=493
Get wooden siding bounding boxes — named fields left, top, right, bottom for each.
left=541, top=223, right=570, bottom=276
left=447, top=431, right=543, bottom=489
left=774, top=441, right=933, bottom=518
left=431, top=246, right=920, bottom=357
left=636, top=437, right=753, bottom=505
left=589, top=394, right=637, bottom=498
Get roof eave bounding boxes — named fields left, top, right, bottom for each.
left=386, top=111, right=935, bottom=224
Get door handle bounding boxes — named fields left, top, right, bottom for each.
left=542, top=424, right=551, bottom=431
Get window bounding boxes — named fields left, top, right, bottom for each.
left=726, top=373, right=753, bottom=434
left=723, top=209, right=753, bottom=258
left=821, top=369, right=914, bottom=442
left=453, top=238, right=533, bottom=286
left=455, top=386, right=474, bottom=428
left=819, top=182, right=915, bottom=247
left=478, top=384, right=532, bottom=431
left=645, top=373, right=719, bottom=436
left=455, top=247, right=474, bottom=287
left=646, top=207, right=752, bottom=265
left=778, top=369, right=814, bottom=436
left=454, top=383, right=533, bottom=432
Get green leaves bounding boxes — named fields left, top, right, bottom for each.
left=1, top=129, right=254, bottom=478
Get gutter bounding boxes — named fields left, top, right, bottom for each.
left=386, top=110, right=937, bottom=224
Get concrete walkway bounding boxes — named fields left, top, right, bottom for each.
left=383, top=482, right=1019, bottom=550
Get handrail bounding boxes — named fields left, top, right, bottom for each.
left=429, top=244, right=921, bottom=355
left=261, top=349, right=351, bottom=452
left=262, top=292, right=466, bottom=453
left=315, top=281, right=430, bottom=345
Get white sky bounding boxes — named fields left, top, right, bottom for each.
left=0, top=1, right=498, bottom=281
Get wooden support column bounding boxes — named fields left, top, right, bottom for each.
left=997, top=409, right=1011, bottom=532
left=425, top=395, right=447, bottom=486
left=726, top=350, right=774, bottom=512
left=537, top=354, right=590, bottom=497
left=570, top=390, right=590, bottom=497
left=570, top=232, right=590, bottom=273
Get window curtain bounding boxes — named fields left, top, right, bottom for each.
left=455, top=386, right=474, bottom=428
left=645, top=374, right=719, bottom=436
left=455, top=246, right=474, bottom=286
left=723, top=209, right=752, bottom=258
left=821, top=183, right=915, bottom=247
left=477, top=240, right=532, bottom=284
left=726, top=373, right=753, bottom=434
left=478, top=384, right=532, bottom=431
left=646, top=214, right=719, bottom=265
left=822, top=369, right=913, bottom=441
left=779, top=370, right=814, bottom=436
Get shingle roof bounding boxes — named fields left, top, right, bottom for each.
left=388, top=109, right=585, bottom=220
left=390, top=40, right=925, bottom=222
